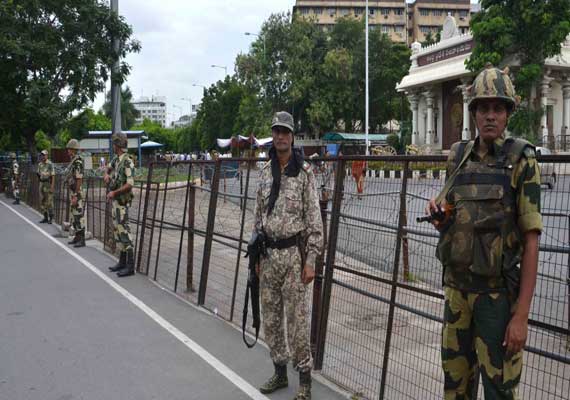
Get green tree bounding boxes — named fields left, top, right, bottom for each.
left=132, top=118, right=177, bottom=151
left=176, top=120, right=202, bottom=153
left=102, top=86, right=140, bottom=130
left=467, top=0, right=570, bottom=139
left=0, top=0, right=140, bottom=159
left=66, top=108, right=112, bottom=140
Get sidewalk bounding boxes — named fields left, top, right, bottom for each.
left=0, top=200, right=348, bottom=400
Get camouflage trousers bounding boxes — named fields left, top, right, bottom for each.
left=260, top=246, right=312, bottom=372
left=70, top=192, right=85, bottom=234
left=40, top=182, right=54, bottom=214
left=111, top=201, right=133, bottom=252
left=442, top=287, right=523, bottom=400
left=11, top=179, right=19, bottom=200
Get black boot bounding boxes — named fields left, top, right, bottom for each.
left=73, top=231, right=86, bottom=248
left=294, top=371, right=312, bottom=400
left=68, top=233, right=79, bottom=245
left=13, top=198, right=20, bottom=205
left=47, top=213, right=53, bottom=224
left=259, top=363, right=288, bottom=394
left=117, top=249, right=135, bottom=277
left=39, top=212, right=49, bottom=223
left=109, top=252, right=126, bottom=272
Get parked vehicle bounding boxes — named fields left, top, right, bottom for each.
left=536, top=147, right=556, bottom=189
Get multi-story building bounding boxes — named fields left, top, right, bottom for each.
left=293, top=0, right=474, bottom=45
left=133, top=96, right=167, bottom=127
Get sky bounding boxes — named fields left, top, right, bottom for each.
left=94, top=0, right=479, bottom=125
left=94, top=0, right=294, bottom=124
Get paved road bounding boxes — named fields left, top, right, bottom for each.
left=0, top=200, right=347, bottom=400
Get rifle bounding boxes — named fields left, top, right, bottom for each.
left=242, top=231, right=267, bottom=348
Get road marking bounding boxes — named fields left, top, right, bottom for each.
left=1, top=201, right=269, bottom=400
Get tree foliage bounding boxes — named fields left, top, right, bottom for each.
left=0, top=0, right=140, bottom=157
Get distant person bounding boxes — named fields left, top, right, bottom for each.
left=351, top=159, right=366, bottom=198
left=65, top=139, right=86, bottom=247
left=105, top=133, right=136, bottom=277
left=37, top=150, right=55, bottom=224
left=9, top=152, right=20, bottom=204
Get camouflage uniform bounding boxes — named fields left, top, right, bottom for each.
left=109, top=152, right=135, bottom=252
left=66, top=154, right=85, bottom=236
left=254, top=159, right=324, bottom=373
left=11, top=157, right=20, bottom=203
left=438, top=136, right=543, bottom=400
left=38, top=158, right=55, bottom=219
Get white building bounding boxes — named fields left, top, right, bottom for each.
left=397, top=16, right=570, bottom=152
left=133, top=96, right=167, bottom=127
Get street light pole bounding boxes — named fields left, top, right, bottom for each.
left=245, top=32, right=265, bottom=58
left=111, top=0, right=122, bottom=136
left=365, top=0, right=370, bottom=155
left=211, top=64, right=228, bottom=76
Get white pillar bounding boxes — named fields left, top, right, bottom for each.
left=408, top=92, right=420, bottom=145
left=460, top=78, right=472, bottom=141
left=561, top=78, right=570, bottom=151
left=424, top=90, right=435, bottom=146
left=540, top=76, right=552, bottom=146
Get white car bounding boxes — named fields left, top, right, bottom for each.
left=536, top=147, right=556, bottom=189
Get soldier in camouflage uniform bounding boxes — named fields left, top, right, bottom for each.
left=37, top=150, right=55, bottom=224
left=425, top=64, right=542, bottom=400
left=253, top=111, right=323, bottom=400
left=65, top=139, right=86, bottom=248
left=10, top=152, right=20, bottom=205
left=105, top=132, right=136, bottom=277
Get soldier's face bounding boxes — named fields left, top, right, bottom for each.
left=475, top=99, right=508, bottom=143
left=272, top=127, right=293, bottom=152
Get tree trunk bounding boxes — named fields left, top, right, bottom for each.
left=24, top=128, right=38, bottom=164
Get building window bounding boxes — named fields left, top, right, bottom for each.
left=314, top=7, right=323, bottom=15
left=354, top=7, right=363, bottom=16
left=420, top=9, right=429, bottom=17
left=340, top=8, right=350, bottom=16
left=328, top=8, right=336, bottom=16
left=394, top=25, right=404, bottom=33
left=369, top=8, right=375, bottom=16
left=433, top=9, right=443, bottom=17
left=459, top=10, right=468, bottom=18
left=394, top=9, right=404, bottom=16
left=300, top=7, right=309, bottom=15
left=380, top=8, right=390, bottom=16
left=381, top=25, right=390, bottom=34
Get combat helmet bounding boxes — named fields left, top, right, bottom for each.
left=66, top=139, right=80, bottom=150
left=111, top=132, right=128, bottom=148
left=468, top=63, right=518, bottom=113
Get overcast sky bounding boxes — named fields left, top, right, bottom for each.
left=94, top=0, right=478, bottom=124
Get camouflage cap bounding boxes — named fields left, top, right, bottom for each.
left=112, top=132, right=128, bottom=148
left=66, top=138, right=80, bottom=150
left=271, top=111, right=294, bottom=133
left=40, top=149, right=48, bottom=156
left=468, top=63, right=518, bottom=112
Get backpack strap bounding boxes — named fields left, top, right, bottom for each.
left=435, top=140, right=474, bottom=204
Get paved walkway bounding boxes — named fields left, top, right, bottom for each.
left=0, top=200, right=347, bottom=400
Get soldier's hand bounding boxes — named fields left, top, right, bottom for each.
left=503, top=314, right=528, bottom=354
left=425, top=198, right=446, bottom=230
left=301, top=265, right=315, bottom=285
left=71, top=196, right=78, bottom=207
left=103, top=174, right=111, bottom=185
left=106, top=191, right=115, bottom=201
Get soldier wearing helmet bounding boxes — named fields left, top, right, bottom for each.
left=65, top=139, right=86, bottom=247
left=104, top=132, right=136, bottom=277
left=9, top=152, right=20, bottom=204
left=425, top=64, right=542, bottom=399
left=253, top=112, right=323, bottom=400
left=37, top=149, right=55, bottom=224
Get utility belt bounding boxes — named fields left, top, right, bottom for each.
left=265, top=232, right=302, bottom=250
